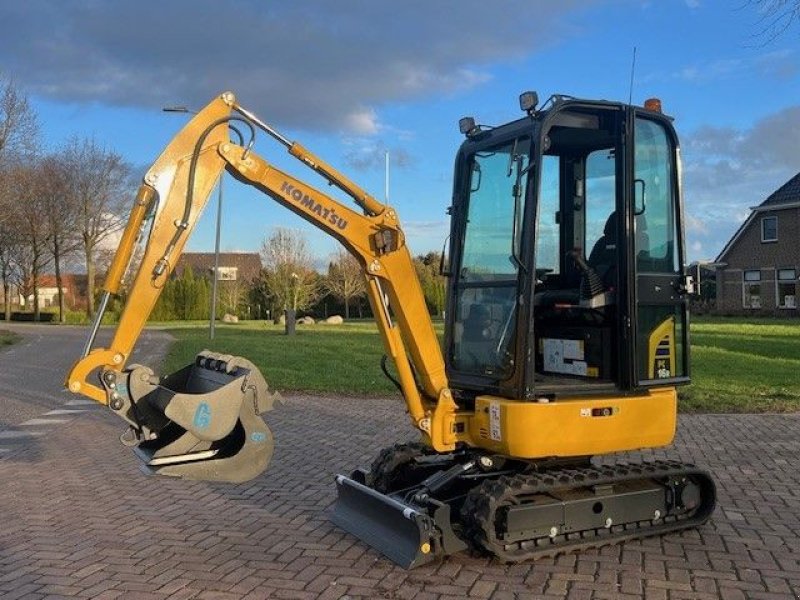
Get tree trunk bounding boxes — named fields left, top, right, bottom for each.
left=85, top=244, right=95, bottom=318
left=284, top=309, right=296, bottom=336
left=54, top=238, right=65, bottom=323
left=344, top=296, right=349, bottom=319
left=3, top=281, right=9, bottom=322
left=31, top=259, right=40, bottom=322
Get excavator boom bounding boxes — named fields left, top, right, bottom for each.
left=65, top=92, right=465, bottom=560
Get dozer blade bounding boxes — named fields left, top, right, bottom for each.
left=331, top=473, right=466, bottom=569
left=114, top=351, right=279, bottom=483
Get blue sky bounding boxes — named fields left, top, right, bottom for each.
left=2, top=0, right=799, bottom=265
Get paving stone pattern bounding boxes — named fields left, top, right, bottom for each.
left=0, top=396, right=798, bottom=599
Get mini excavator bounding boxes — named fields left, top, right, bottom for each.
left=66, top=91, right=715, bottom=568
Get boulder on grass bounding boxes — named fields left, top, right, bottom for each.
left=296, top=316, right=315, bottom=325
left=325, top=315, right=344, bottom=325
left=222, top=313, right=239, bottom=323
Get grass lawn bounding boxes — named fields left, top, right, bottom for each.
left=681, top=316, right=800, bottom=413
left=161, top=316, right=800, bottom=413
left=163, top=321, right=402, bottom=395
left=0, top=329, right=20, bottom=347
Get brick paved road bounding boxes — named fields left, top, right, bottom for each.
left=0, top=380, right=798, bottom=599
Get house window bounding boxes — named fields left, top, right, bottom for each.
left=761, top=216, right=777, bottom=242
left=214, top=267, right=238, bottom=281
left=743, top=270, right=761, bottom=309
left=777, top=268, right=797, bottom=309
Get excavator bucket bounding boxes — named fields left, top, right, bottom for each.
left=331, top=472, right=466, bottom=568
left=117, top=352, right=279, bottom=483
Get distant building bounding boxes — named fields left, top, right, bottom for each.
left=715, top=172, right=800, bottom=315
left=19, top=274, right=88, bottom=310
left=173, top=252, right=263, bottom=285
left=173, top=252, right=263, bottom=318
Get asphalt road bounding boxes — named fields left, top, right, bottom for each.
left=0, top=322, right=172, bottom=436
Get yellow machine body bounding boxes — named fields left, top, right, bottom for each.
left=469, top=388, right=676, bottom=458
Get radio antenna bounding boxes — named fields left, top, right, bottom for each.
left=628, top=46, right=637, bottom=105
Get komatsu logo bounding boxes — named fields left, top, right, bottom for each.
left=280, top=181, right=348, bottom=231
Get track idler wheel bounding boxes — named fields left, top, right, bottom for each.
left=368, top=442, right=437, bottom=493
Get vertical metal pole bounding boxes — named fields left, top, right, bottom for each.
left=210, top=176, right=223, bottom=340
left=384, top=150, right=389, bottom=202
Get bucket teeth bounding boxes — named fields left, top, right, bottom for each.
left=120, top=352, right=276, bottom=483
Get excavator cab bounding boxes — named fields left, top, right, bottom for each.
left=446, top=95, right=691, bottom=402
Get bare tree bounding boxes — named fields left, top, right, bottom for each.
left=0, top=207, right=21, bottom=320
left=12, top=164, right=52, bottom=320
left=260, top=228, right=320, bottom=314
left=325, top=248, right=366, bottom=319
left=220, top=279, right=245, bottom=317
left=0, top=168, right=17, bottom=319
left=9, top=241, right=34, bottom=314
left=750, top=0, right=800, bottom=42
left=41, top=154, right=81, bottom=322
left=0, top=75, right=38, bottom=168
left=0, top=77, right=39, bottom=320
left=62, top=137, right=130, bottom=317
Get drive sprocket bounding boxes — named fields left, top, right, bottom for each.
left=368, top=442, right=437, bottom=493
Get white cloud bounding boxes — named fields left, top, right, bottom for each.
left=343, top=139, right=414, bottom=172
left=343, top=108, right=380, bottom=136
left=682, top=104, right=800, bottom=260
left=684, top=213, right=708, bottom=235
left=0, top=0, right=590, bottom=133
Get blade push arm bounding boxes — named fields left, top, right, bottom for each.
left=66, top=92, right=461, bottom=451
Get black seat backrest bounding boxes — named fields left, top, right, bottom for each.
left=588, top=212, right=618, bottom=288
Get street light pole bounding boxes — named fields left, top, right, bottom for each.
left=209, top=177, right=223, bottom=340
left=162, top=105, right=222, bottom=340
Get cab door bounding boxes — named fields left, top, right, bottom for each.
left=631, top=114, right=690, bottom=385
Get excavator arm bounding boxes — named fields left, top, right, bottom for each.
left=66, top=92, right=461, bottom=482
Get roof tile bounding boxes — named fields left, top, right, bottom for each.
left=174, top=252, right=262, bottom=282
left=760, top=171, right=800, bottom=207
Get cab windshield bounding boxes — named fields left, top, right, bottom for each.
left=450, top=137, right=530, bottom=377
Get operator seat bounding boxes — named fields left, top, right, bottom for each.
left=534, top=211, right=619, bottom=310
left=455, top=303, right=494, bottom=370
left=587, top=211, right=618, bottom=289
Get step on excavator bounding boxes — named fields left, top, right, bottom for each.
left=66, top=91, right=716, bottom=568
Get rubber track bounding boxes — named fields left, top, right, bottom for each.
left=368, top=442, right=435, bottom=493
left=460, top=459, right=716, bottom=563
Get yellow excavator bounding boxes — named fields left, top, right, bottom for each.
left=66, top=91, right=715, bottom=568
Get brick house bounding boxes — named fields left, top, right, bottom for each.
left=173, top=252, right=263, bottom=317
left=715, top=173, right=800, bottom=315
left=18, top=274, right=88, bottom=310
left=173, top=252, right=263, bottom=285
left=42, top=274, right=88, bottom=310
